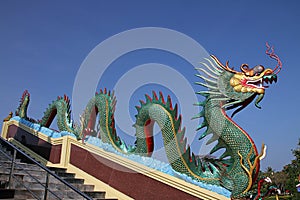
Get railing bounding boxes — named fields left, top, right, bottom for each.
left=0, top=136, right=93, bottom=200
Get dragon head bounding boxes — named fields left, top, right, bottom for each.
left=230, top=64, right=277, bottom=95
left=209, top=43, right=282, bottom=114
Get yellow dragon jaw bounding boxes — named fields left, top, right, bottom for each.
left=229, top=68, right=277, bottom=94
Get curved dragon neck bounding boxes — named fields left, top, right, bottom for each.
left=39, top=95, right=74, bottom=134
left=18, top=98, right=29, bottom=119
left=203, top=97, right=260, bottom=196
left=206, top=98, right=258, bottom=156
left=16, top=91, right=30, bottom=119
left=194, top=55, right=266, bottom=197
left=131, top=93, right=221, bottom=185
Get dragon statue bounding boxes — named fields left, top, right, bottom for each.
left=13, top=43, right=281, bottom=199
left=250, top=177, right=281, bottom=200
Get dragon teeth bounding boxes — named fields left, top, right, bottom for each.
left=262, top=75, right=277, bottom=85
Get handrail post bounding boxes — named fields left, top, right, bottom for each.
left=44, top=172, right=49, bottom=200
left=8, top=148, right=16, bottom=189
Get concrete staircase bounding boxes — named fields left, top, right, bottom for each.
left=0, top=144, right=117, bottom=200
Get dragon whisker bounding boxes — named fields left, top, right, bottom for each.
left=204, top=57, right=223, bottom=72
left=195, top=68, right=219, bottom=80
left=195, top=74, right=218, bottom=85
left=200, top=61, right=222, bottom=75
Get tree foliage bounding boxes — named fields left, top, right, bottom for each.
left=283, top=138, right=300, bottom=198
left=256, top=139, right=299, bottom=199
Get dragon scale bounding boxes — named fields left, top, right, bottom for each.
left=14, top=44, right=281, bottom=199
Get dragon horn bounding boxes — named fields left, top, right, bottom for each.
left=265, top=42, right=282, bottom=74
left=210, top=55, right=239, bottom=74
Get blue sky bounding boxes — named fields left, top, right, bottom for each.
left=0, top=1, right=299, bottom=171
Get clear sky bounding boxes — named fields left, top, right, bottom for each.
left=0, top=0, right=299, bottom=171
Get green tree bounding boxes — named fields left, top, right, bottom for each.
left=265, top=166, right=275, bottom=180
left=283, top=139, right=300, bottom=199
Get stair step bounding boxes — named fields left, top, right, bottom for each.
left=0, top=149, right=12, bottom=154
left=0, top=146, right=114, bottom=200
left=14, top=181, right=62, bottom=190
left=55, top=171, right=76, bottom=178
left=0, top=168, right=46, bottom=177
left=22, top=174, right=73, bottom=185
left=84, top=191, right=106, bottom=199
left=6, top=165, right=43, bottom=172
left=14, top=181, right=95, bottom=191
left=0, top=180, right=8, bottom=189
left=0, top=148, right=12, bottom=155
left=12, top=185, right=100, bottom=199
left=0, top=159, right=22, bottom=164
left=0, top=161, right=43, bottom=171
left=0, top=154, right=11, bottom=160
left=0, top=172, right=26, bottom=181
left=14, top=189, right=78, bottom=199
left=0, top=188, right=15, bottom=199
left=48, top=167, right=67, bottom=173
left=63, top=177, right=85, bottom=184
left=13, top=189, right=44, bottom=199
left=96, top=199, right=118, bottom=200
left=72, top=183, right=95, bottom=191
left=54, top=182, right=95, bottom=191
left=0, top=171, right=67, bottom=186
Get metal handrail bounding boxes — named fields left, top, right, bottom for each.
left=0, top=136, right=93, bottom=200
left=0, top=146, right=60, bottom=199
left=0, top=146, right=43, bottom=199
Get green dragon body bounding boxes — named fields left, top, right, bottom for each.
left=14, top=44, right=281, bottom=199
